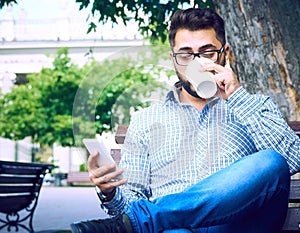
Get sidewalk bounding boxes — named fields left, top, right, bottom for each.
left=31, top=186, right=109, bottom=232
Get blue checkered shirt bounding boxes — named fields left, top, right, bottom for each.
left=101, top=86, right=300, bottom=215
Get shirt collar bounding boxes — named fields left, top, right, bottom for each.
left=165, top=81, right=181, bottom=103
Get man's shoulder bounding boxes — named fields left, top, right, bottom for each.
left=132, top=101, right=166, bottom=118
left=129, top=97, right=180, bottom=125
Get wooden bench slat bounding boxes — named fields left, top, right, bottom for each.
left=0, top=162, right=52, bottom=175
left=288, top=121, right=300, bottom=136
left=67, top=171, right=92, bottom=185
left=282, top=208, right=300, bottom=231
left=115, top=125, right=128, bottom=144
left=290, top=179, right=300, bottom=203
left=0, top=176, right=38, bottom=184
left=0, top=185, right=41, bottom=194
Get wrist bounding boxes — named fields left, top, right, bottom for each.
left=95, top=186, right=116, bottom=202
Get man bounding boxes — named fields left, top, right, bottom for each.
left=71, top=8, right=300, bottom=233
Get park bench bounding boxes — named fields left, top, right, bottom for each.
left=67, top=171, right=92, bottom=186
left=0, top=160, right=53, bottom=233
left=114, top=122, right=300, bottom=232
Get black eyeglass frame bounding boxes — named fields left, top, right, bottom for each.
left=172, top=45, right=225, bottom=66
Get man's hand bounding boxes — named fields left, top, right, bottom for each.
left=88, top=152, right=127, bottom=200
left=205, top=57, right=241, bottom=100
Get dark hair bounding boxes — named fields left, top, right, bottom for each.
left=168, top=8, right=226, bottom=48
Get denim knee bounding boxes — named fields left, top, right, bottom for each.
left=257, top=150, right=289, bottom=172
left=253, top=149, right=290, bottom=187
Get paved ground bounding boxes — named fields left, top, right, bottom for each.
left=4, top=186, right=109, bottom=233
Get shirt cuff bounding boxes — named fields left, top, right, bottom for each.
left=100, top=187, right=125, bottom=216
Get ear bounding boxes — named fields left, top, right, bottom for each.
left=224, top=44, right=230, bottom=57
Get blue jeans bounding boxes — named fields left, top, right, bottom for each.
left=124, top=150, right=290, bottom=233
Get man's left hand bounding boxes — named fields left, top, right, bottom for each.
left=205, top=57, right=241, bottom=100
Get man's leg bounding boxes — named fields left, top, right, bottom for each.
left=194, top=184, right=289, bottom=233
left=125, top=150, right=290, bottom=233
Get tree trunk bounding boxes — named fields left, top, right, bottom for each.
left=213, top=0, right=300, bottom=120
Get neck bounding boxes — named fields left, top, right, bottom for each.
left=179, top=88, right=207, bottom=112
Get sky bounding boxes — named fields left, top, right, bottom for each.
left=0, top=0, right=140, bottom=41
left=0, top=0, right=89, bottom=20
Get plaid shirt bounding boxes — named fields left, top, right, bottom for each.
left=101, top=86, right=300, bottom=215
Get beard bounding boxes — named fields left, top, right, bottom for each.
left=176, top=69, right=201, bottom=98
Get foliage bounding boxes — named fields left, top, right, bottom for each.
left=0, top=81, right=44, bottom=140
left=0, top=48, right=83, bottom=146
left=79, top=163, right=87, bottom=172
left=0, top=46, right=172, bottom=147
left=76, top=0, right=214, bottom=42
left=0, top=0, right=16, bottom=8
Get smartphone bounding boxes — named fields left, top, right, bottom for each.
left=82, top=136, right=123, bottom=181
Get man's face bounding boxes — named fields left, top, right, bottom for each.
left=171, top=28, right=226, bottom=94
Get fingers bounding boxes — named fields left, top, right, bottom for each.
left=96, top=177, right=127, bottom=194
left=204, top=60, right=240, bottom=100
left=215, top=74, right=226, bottom=90
left=88, top=162, right=114, bottom=177
left=214, top=72, right=241, bottom=100
left=88, top=163, right=127, bottom=193
left=87, top=151, right=127, bottom=195
left=204, top=61, right=228, bottom=74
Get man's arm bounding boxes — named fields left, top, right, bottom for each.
left=227, top=87, right=300, bottom=174
left=92, top=114, right=152, bottom=216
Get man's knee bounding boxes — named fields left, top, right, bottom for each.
left=255, top=150, right=289, bottom=172
left=251, top=150, right=290, bottom=187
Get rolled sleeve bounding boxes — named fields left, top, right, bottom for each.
left=226, top=87, right=300, bottom=174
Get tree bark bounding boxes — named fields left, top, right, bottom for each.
left=213, top=0, right=300, bottom=120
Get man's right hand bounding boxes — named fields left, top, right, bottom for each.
left=87, top=152, right=127, bottom=200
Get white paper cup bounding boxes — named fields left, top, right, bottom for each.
left=185, top=57, right=217, bottom=99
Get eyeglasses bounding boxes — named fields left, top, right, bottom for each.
left=172, top=46, right=224, bottom=66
